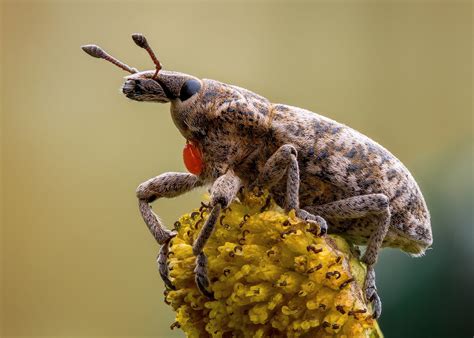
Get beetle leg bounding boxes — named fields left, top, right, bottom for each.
left=157, top=240, right=175, bottom=290
left=259, top=144, right=328, bottom=234
left=306, top=193, right=390, bottom=318
left=192, top=170, right=241, bottom=298
left=136, top=172, right=202, bottom=289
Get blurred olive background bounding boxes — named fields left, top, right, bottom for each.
left=1, top=1, right=472, bottom=337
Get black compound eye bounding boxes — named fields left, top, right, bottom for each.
left=179, top=79, right=201, bottom=101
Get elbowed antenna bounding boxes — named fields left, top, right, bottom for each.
left=81, top=44, right=138, bottom=74
left=131, top=33, right=162, bottom=79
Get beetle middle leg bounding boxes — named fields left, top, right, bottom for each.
left=259, top=144, right=328, bottom=234
left=306, top=193, right=391, bottom=319
left=136, top=172, right=202, bottom=289
left=192, top=170, right=241, bottom=298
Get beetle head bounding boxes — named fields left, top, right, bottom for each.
left=82, top=34, right=202, bottom=104
left=122, top=70, right=201, bottom=104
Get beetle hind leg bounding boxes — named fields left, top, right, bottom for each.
left=306, top=193, right=391, bottom=318
left=364, top=266, right=382, bottom=318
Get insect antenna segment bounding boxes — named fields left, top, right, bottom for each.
left=81, top=44, right=138, bottom=74
left=131, top=33, right=162, bottom=79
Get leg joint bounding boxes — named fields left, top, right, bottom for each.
left=136, top=181, right=156, bottom=201
left=210, top=195, right=228, bottom=209
left=209, top=172, right=241, bottom=209
left=280, top=144, right=297, bottom=158
left=372, top=194, right=390, bottom=211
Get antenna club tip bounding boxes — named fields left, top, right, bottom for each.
left=132, top=33, right=149, bottom=48
left=81, top=45, right=107, bottom=59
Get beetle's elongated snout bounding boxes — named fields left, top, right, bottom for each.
left=82, top=35, right=200, bottom=104
left=122, top=77, right=169, bottom=103
left=122, top=70, right=201, bottom=104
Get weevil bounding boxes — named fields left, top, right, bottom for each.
left=82, top=34, right=432, bottom=318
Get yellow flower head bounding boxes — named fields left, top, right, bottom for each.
left=164, top=190, right=383, bottom=337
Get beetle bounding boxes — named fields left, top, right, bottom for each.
left=82, top=34, right=432, bottom=318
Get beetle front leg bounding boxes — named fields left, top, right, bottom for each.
left=192, top=170, right=241, bottom=298
left=136, top=172, right=201, bottom=289
left=259, top=144, right=328, bottom=234
left=306, top=193, right=391, bottom=318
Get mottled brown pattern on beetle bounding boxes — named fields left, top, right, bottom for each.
left=125, top=71, right=432, bottom=254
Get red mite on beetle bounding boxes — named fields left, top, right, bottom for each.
left=82, top=33, right=432, bottom=319
left=183, top=140, right=203, bottom=175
